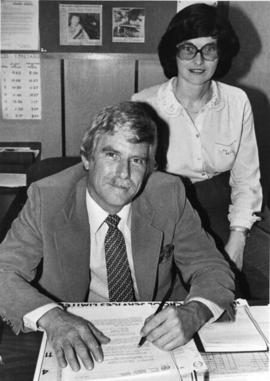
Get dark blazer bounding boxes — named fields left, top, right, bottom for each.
left=0, top=164, right=235, bottom=333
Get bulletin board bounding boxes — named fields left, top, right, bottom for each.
left=39, top=1, right=177, bottom=53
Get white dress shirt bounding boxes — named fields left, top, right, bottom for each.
left=86, top=190, right=139, bottom=301
left=132, top=78, right=262, bottom=229
left=23, top=191, right=222, bottom=330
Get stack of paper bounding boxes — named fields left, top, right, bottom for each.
left=198, top=302, right=269, bottom=352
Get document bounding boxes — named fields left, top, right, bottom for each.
left=249, top=305, right=270, bottom=344
left=0, top=173, right=26, bottom=187
left=1, top=54, right=41, bottom=120
left=202, top=351, right=269, bottom=381
left=1, top=0, right=39, bottom=50
left=34, top=302, right=207, bottom=381
left=198, top=300, right=269, bottom=352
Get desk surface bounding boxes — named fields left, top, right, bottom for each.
left=0, top=322, right=42, bottom=381
left=1, top=307, right=269, bottom=381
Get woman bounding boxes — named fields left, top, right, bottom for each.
left=132, top=4, right=262, bottom=273
left=68, top=14, right=89, bottom=41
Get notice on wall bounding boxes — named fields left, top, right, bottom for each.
left=176, top=1, right=217, bottom=13
left=1, top=54, right=42, bottom=120
left=59, top=4, right=102, bottom=46
left=112, top=7, right=145, bottom=43
left=1, top=0, right=39, bottom=50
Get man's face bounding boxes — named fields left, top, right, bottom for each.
left=82, top=129, right=150, bottom=214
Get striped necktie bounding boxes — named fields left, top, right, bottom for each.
left=104, top=214, right=135, bottom=301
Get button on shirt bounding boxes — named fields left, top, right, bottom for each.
left=132, top=78, right=262, bottom=229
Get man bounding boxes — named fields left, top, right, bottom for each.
left=0, top=102, right=235, bottom=372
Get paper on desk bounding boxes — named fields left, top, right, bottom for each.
left=0, top=173, right=26, bottom=187
left=62, top=304, right=179, bottom=381
left=203, top=351, right=269, bottom=381
left=198, top=305, right=268, bottom=352
left=249, top=305, right=270, bottom=344
left=0, top=147, right=40, bottom=158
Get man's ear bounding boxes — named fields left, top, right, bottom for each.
left=81, top=154, right=90, bottom=170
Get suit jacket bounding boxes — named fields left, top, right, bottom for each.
left=0, top=164, right=235, bottom=333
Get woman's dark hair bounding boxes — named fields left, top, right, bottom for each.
left=158, top=3, right=240, bottom=79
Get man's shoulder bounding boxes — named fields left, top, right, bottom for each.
left=33, top=162, right=85, bottom=189
left=28, top=163, right=85, bottom=207
left=145, top=171, right=183, bottom=188
left=136, top=171, right=186, bottom=214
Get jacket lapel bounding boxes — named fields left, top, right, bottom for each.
left=53, top=176, right=90, bottom=301
left=131, top=199, right=163, bottom=301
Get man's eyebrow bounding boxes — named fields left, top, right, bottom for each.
left=101, top=145, right=119, bottom=152
left=101, top=145, right=148, bottom=160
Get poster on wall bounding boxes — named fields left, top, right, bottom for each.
left=59, top=4, right=102, bottom=46
left=112, top=8, right=145, bottom=43
left=176, top=1, right=217, bottom=13
left=1, top=0, right=39, bottom=50
left=1, top=54, right=41, bottom=120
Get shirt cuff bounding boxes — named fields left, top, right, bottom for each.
left=23, top=303, right=62, bottom=331
left=187, top=297, right=224, bottom=322
left=228, top=205, right=261, bottom=230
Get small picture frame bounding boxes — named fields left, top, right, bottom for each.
left=59, top=4, right=102, bottom=46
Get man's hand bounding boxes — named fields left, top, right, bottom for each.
left=140, top=301, right=212, bottom=351
left=225, top=230, right=246, bottom=270
left=38, top=307, right=110, bottom=371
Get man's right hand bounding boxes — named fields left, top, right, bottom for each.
left=38, top=307, right=110, bottom=371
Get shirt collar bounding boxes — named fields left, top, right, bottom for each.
left=157, top=77, right=224, bottom=117
left=86, top=190, right=132, bottom=233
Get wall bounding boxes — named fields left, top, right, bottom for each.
left=0, top=58, right=62, bottom=158
left=0, top=1, right=269, bottom=200
left=225, top=1, right=270, bottom=203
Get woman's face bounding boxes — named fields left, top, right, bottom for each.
left=70, top=15, right=80, bottom=27
left=176, top=36, right=219, bottom=86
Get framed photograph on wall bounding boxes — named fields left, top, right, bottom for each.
left=59, top=4, right=102, bottom=46
left=112, top=7, right=145, bottom=43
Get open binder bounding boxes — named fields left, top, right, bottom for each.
left=198, top=299, right=269, bottom=352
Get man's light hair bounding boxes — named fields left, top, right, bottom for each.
left=80, top=101, right=158, bottom=174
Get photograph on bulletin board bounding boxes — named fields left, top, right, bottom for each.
left=112, top=7, right=145, bottom=43
left=59, top=3, right=102, bottom=46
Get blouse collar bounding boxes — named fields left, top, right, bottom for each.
left=157, top=77, right=225, bottom=117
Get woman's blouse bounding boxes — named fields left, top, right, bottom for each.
left=132, top=78, right=262, bottom=229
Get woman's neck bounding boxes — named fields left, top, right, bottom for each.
left=174, top=77, right=212, bottom=112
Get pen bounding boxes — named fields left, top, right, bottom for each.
left=138, top=270, right=177, bottom=348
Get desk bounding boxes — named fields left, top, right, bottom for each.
left=0, top=322, right=42, bottom=381
left=0, top=142, right=41, bottom=243
left=0, top=306, right=268, bottom=381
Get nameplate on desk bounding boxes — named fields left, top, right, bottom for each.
left=0, top=173, right=26, bottom=187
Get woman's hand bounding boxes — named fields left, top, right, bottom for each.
left=225, top=230, right=247, bottom=270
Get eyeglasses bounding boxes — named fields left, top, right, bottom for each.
left=176, top=42, right=219, bottom=61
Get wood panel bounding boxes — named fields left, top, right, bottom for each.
left=137, top=59, right=166, bottom=91
left=64, top=59, right=135, bottom=155
left=0, top=57, right=62, bottom=159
